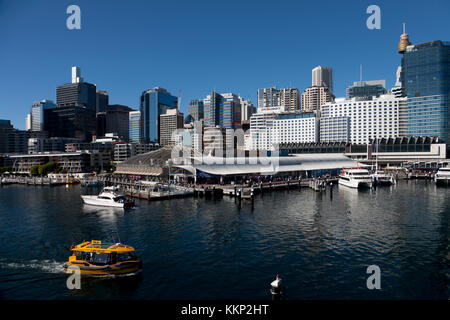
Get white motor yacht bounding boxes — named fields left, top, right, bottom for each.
left=371, top=171, right=395, bottom=186
left=434, top=167, right=450, bottom=185
left=339, top=169, right=373, bottom=189
left=81, top=186, right=134, bottom=208
left=370, top=138, right=394, bottom=186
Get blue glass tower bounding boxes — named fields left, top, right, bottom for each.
left=129, top=110, right=141, bottom=143
left=31, top=100, right=56, bottom=131
left=204, top=92, right=241, bottom=129
left=140, top=87, right=178, bottom=143
left=401, top=40, right=450, bottom=142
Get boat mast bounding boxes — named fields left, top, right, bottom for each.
left=375, top=138, right=379, bottom=173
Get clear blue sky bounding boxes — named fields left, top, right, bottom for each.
left=1, top=0, right=449, bottom=129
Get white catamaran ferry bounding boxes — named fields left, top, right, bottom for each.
left=339, top=169, right=373, bottom=189
left=371, top=171, right=395, bottom=186
left=434, top=167, right=450, bottom=185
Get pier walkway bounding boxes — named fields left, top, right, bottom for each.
left=92, top=176, right=337, bottom=201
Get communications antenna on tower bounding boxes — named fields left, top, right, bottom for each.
left=398, top=22, right=411, bottom=54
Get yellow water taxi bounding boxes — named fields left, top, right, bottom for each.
left=63, top=240, right=142, bottom=276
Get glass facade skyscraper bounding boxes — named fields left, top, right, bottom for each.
left=188, top=100, right=204, bottom=121
left=106, top=104, right=132, bottom=142
left=204, top=92, right=241, bottom=129
left=31, top=100, right=56, bottom=131
left=96, top=90, right=109, bottom=114
left=44, top=106, right=96, bottom=142
left=129, top=111, right=141, bottom=143
left=56, top=82, right=97, bottom=110
left=139, top=87, right=178, bottom=143
left=346, top=81, right=387, bottom=99
left=401, top=40, right=450, bottom=142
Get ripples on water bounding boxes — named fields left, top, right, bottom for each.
left=0, top=181, right=448, bottom=300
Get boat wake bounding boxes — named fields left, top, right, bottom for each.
left=79, top=269, right=143, bottom=279
left=0, top=259, right=65, bottom=274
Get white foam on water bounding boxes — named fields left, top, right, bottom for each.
left=87, top=269, right=142, bottom=279
left=0, top=259, right=65, bottom=274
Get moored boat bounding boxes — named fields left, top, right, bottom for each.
left=63, top=240, right=142, bottom=276
left=371, top=171, right=395, bottom=186
left=434, top=167, right=450, bottom=185
left=339, top=169, right=373, bottom=189
left=81, top=186, right=134, bottom=208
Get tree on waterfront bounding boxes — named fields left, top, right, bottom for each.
left=30, top=165, right=39, bottom=175
left=38, top=162, right=57, bottom=175
left=0, top=166, right=12, bottom=173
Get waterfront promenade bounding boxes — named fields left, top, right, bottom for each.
left=0, top=168, right=435, bottom=202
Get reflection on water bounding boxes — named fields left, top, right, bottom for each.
left=0, top=182, right=448, bottom=300
left=82, top=204, right=125, bottom=220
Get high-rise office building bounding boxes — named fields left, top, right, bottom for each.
left=129, top=111, right=141, bottom=143
left=0, top=120, right=48, bottom=154
left=30, top=100, right=56, bottom=131
left=56, top=67, right=96, bottom=110
left=280, top=88, right=301, bottom=112
left=44, top=106, right=96, bottom=142
left=240, top=98, right=256, bottom=122
left=96, top=90, right=109, bottom=114
left=301, top=86, right=333, bottom=112
left=140, top=87, right=178, bottom=143
left=391, top=66, right=405, bottom=98
left=188, top=100, right=204, bottom=121
left=71, top=66, right=83, bottom=84
left=312, top=66, right=333, bottom=94
left=106, top=105, right=132, bottom=142
left=159, top=109, right=184, bottom=147
left=96, top=112, right=107, bottom=138
left=257, top=86, right=280, bottom=110
left=204, top=92, right=242, bottom=129
left=0, top=120, right=13, bottom=130
left=346, top=80, right=387, bottom=99
left=25, top=114, right=31, bottom=131
left=257, top=86, right=300, bottom=112
left=399, top=37, right=450, bottom=142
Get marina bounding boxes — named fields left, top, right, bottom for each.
left=0, top=180, right=448, bottom=299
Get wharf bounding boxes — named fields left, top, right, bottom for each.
left=194, top=177, right=336, bottom=198
left=0, top=176, right=71, bottom=186
left=93, top=176, right=335, bottom=201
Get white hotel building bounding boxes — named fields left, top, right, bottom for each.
left=249, top=106, right=319, bottom=150
left=320, top=94, right=407, bottom=144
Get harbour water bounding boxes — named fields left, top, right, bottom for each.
left=0, top=181, right=448, bottom=300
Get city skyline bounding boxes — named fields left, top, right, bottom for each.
left=1, top=0, right=449, bottom=129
